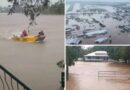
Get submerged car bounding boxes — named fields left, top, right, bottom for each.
left=120, top=25, right=130, bottom=33
left=66, top=36, right=82, bottom=45
left=95, top=37, right=108, bottom=44
left=85, top=30, right=108, bottom=38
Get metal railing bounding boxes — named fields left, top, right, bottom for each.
left=98, top=71, right=130, bottom=79
left=0, top=65, right=31, bottom=90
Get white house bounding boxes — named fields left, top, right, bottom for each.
left=84, top=51, right=109, bottom=62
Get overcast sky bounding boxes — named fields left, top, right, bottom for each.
left=0, top=0, right=59, bottom=7
left=67, top=0, right=130, bottom=2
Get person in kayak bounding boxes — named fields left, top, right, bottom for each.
left=21, top=30, right=28, bottom=37
left=37, top=30, right=45, bottom=41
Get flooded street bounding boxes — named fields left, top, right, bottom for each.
left=66, top=3, right=130, bottom=44
left=0, top=13, right=64, bottom=90
left=67, top=61, right=130, bottom=90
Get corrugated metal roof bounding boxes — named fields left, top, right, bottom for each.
left=85, top=51, right=108, bottom=57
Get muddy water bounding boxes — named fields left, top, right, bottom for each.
left=0, top=13, right=64, bottom=90
left=66, top=3, right=130, bottom=44
left=67, top=61, right=130, bottom=90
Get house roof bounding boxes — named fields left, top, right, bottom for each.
left=85, top=51, right=108, bottom=57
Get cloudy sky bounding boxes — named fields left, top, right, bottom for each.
left=0, top=0, right=59, bottom=7
left=67, top=0, right=130, bottom=2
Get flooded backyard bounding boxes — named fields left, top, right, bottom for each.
left=67, top=61, right=130, bottom=90
left=0, top=13, right=64, bottom=90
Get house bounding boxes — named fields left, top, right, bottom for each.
left=84, top=51, right=109, bottom=62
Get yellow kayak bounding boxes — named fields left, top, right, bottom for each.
left=12, top=35, right=39, bottom=42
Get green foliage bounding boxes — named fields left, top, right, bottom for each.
left=66, top=46, right=83, bottom=80
left=7, top=0, right=64, bottom=26
left=66, top=46, right=83, bottom=66
left=57, top=60, right=64, bottom=69
left=122, top=47, right=130, bottom=63
left=41, top=2, right=64, bottom=15
left=66, top=46, right=130, bottom=65
left=7, top=0, right=50, bottom=26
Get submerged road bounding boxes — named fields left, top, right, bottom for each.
left=67, top=61, right=130, bottom=90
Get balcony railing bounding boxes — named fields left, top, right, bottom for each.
left=0, top=65, right=31, bottom=90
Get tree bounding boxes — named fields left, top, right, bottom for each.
left=66, top=46, right=83, bottom=66
left=66, top=46, right=83, bottom=80
left=50, top=1, right=64, bottom=14
left=57, top=60, right=64, bottom=70
left=7, top=0, right=50, bottom=26
left=122, top=46, right=130, bottom=63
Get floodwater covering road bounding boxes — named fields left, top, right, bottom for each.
left=0, top=13, right=64, bottom=90
left=67, top=61, right=130, bottom=90
left=66, top=3, right=130, bottom=44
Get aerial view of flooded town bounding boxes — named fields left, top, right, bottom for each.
left=66, top=0, right=130, bottom=44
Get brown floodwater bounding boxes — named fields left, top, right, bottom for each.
left=67, top=61, right=130, bottom=90
left=0, top=13, right=64, bottom=90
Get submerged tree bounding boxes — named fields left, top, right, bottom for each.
left=7, top=0, right=50, bottom=26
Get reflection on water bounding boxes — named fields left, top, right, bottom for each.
left=0, top=13, right=64, bottom=90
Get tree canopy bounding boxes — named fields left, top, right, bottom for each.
left=66, top=46, right=83, bottom=66
left=7, top=0, right=64, bottom=26
left=8, top=0, right=49, bottom=24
